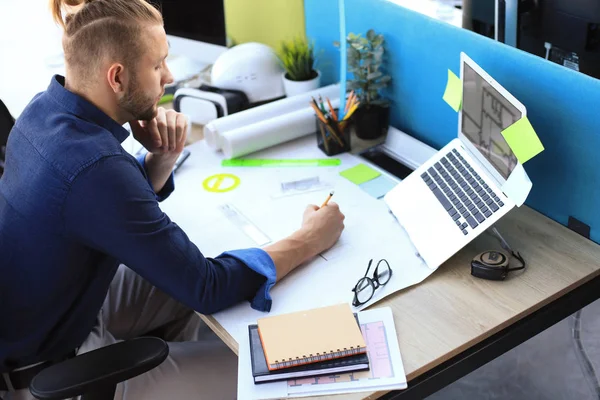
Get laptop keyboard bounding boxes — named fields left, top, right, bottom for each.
left=420, top=149, right=504, bottom=236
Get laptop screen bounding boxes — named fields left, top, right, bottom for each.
left=461, top=64, right=521, bottom=179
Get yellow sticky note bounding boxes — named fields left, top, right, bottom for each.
left=340, top=163, right=381, bottom=185
left=501, top=117, right=544, bottom=164
left=443, top=69, right=462, bottom=112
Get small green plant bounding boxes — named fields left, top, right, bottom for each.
left=277, top=37, right=318, bottom=82
left=335, top=29, right=391, bottom=107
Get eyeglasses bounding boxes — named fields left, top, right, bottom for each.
left=352, top=259, right=393, bottom=307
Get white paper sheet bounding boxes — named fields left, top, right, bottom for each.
left=204, top=84, right=341, bottom=150
left=220, top=98, right=340, bottom=159
left=160, top=137, right=436, bottom=345
left=237, top=307, right=407, bottom=399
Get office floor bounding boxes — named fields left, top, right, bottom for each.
left=426, top=298, right=600, bottom=400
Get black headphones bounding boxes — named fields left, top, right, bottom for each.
left=471, top=227, right=526, bottom=281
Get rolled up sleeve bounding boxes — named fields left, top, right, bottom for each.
left=221, top=248, right=276, bottom=312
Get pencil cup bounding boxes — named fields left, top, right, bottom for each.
left=315, top=112, right=352, bottom=156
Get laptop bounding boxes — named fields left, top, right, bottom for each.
left=384, top=52, right=532, bottom=269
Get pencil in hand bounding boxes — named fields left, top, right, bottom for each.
left=320, top=190, right=335, bottom=208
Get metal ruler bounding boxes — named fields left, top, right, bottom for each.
left=221, top=158, right=341, bottom=167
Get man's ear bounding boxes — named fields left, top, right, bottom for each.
left=107, top=63, right=127, bottom=95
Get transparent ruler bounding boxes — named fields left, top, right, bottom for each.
left=219, top=203, right=271, bottom=246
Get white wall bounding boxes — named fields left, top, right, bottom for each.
left=0, top=0, right=64, bottom=117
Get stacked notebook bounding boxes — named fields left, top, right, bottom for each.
left=249, top=303, right=370, bottom=384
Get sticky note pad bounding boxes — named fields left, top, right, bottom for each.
left=359, top=175, right=397, bottom=199
left=340, top=163, right=381, bottom=185
left=501, top=117, right=544, bottom=164
left=443, top=69, right=462, bottom=112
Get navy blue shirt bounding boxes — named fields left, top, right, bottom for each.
left=0, top=76, right=276, bottom=371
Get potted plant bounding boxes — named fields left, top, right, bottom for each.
left=278, top=37, right=321, bottom=97
left=336, top=29, right=391, bottom=140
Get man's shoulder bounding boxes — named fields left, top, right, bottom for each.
left=14, top=97, right=131, bottom=182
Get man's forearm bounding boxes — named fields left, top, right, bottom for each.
left=263, top=229, right=321, bottom=281
left=144, top=152, right=178, bottom=193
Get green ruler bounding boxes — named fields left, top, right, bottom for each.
left=221, top=158, right=341, bottom=167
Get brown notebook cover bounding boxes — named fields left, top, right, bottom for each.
left=257, top=303, right=367, bottom=371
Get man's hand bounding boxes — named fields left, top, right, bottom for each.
left=300, top=202, right=345, bottom=254
left=129, top=107, right=187, bottom=156
left=263, top=202, right=345, bottom=281
left=129, top=108, right=188, bottom=193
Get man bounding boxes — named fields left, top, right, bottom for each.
left=0, top=0, right=345, bottom=398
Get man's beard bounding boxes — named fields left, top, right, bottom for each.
left=119, top=75, right=157, bottom=121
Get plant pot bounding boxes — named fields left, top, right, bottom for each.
left=282, top=70, right=321, bottom=97
left=352, top=105, right=390, bottom=140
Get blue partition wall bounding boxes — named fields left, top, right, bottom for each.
left=305, top=0, right=600, bottom=243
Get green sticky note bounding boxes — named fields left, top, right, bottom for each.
left=340, top=163, right=381, bottom=185
left=443, top=69, right=462, bottom=112
left=501, top=117, right=544, bottom=164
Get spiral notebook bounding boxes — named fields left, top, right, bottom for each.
left=257, top=303, right=367, bottom=371
left=249, top=313, right=370, bottom=383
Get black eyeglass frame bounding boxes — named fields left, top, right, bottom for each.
left=351, top=259, right=393, bottom=307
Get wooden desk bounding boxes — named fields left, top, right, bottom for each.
left=198, top=197, right=600, bottom=399
left=174, top=113, right=600, bottom=399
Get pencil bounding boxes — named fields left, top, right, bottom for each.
left=318, top=120, right=331, bottom=154
left=351, top=92, right=358, bottom=108
left=310, top=102, right=328, bottom=124
left=344, top=90, right=355, bottom=113
left=311, top=97, right=321, bottom=111
left=326, top=97, right=338, bottom=121
left=339, top=119, right=349, bottom=132
left=325, top=119, right=345, bottom=147
left=321, top=190, right=335, bottom=208
left=318, top=95, right=327, bottom=114
left=344, top=102, right=360, bottom=120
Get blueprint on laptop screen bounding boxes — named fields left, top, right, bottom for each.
left=461, top=64, right=521, bottom=179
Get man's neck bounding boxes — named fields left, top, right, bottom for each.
left=64, top=77, right=127, bottom=125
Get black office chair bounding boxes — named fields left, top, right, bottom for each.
left=29, top=337, right=169, bottom=400
left=0, top=99, right=14, bottom=177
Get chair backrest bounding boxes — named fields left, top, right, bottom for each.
left=0, top=99, right=14, bottom=177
